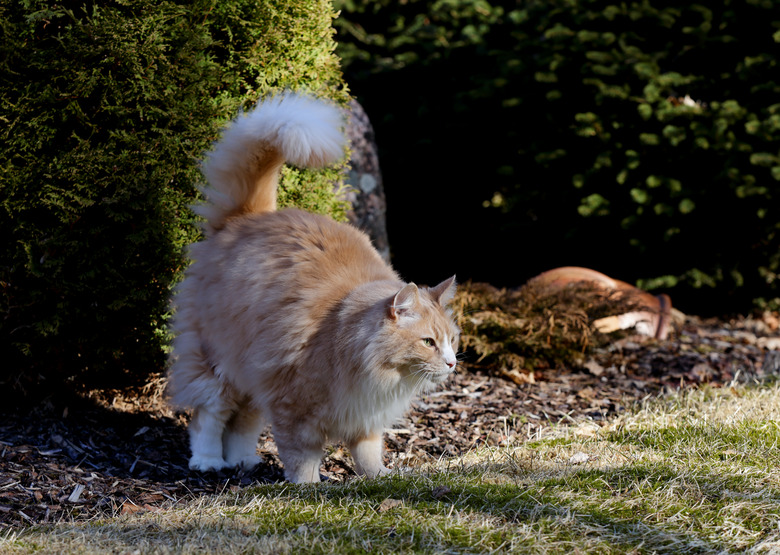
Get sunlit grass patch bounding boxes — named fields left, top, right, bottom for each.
left=606, top=384, right=780, bottom=491
left=5, top=381, right=780, bottom=554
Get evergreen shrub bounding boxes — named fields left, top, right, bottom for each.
left=336, top=0, right=780, bottom=314
left=0, top=0, right=349, bottom=398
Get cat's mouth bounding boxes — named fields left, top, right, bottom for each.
left=425, top=368, right=455, bottom=384
left=404, top=362, right=456, bottom=385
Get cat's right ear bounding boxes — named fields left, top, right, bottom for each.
left=429, top=275, right=457, bottom=306
left=388, top=283, right=419, bottom=322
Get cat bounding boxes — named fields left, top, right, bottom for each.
left=166, top=92, right=460, bottom=483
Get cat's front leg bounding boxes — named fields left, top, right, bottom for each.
left=349, top=433, right=390, bottom=478
left=275, top=441, right=323, bottom=483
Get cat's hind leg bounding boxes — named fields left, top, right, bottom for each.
left=188, top=402, right=233, bottom=472
left=223, top=405, right=266, bottom=470
left=167, top=331, right=233, bottom=472
left=349, top=433, right=390, bottom=478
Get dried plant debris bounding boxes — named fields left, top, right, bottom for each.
left=455, top=281, right=649, bottom=384
left=1, top=303, right=779, bottom=530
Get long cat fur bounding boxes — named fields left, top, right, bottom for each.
left=166, top=93, right=460, bottom=483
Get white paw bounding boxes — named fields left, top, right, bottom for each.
left=360, top=465, right=390, bottom=478
left=287, top=472, right=322, bottom=484
left=226, top=454, right=262, bottom=471
left=189, top=455, right=228, bottom=472
left=285, top=463, right=322, bottom=484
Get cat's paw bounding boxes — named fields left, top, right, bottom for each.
left=365, top=465, right=391, bottom=478
left=189, top=454, right=228, bottom=472
left=226, top=454, right=263, bottom=471
left=354, top=464, right=391, bottom=479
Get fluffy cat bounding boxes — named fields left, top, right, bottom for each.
left=166, top=93, right=460, bottom=483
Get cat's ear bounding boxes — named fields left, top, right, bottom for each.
left=389, top=283, right=419, bottom=321
left=429, top=275, right=457, bottom=306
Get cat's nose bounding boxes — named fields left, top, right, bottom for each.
left=443, top=346, right=457, bottom=370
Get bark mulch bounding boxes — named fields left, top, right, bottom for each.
left=2, top=312, right=779, bottom=530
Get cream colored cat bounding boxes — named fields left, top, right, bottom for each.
left=166, top=93, right=459, bottom=483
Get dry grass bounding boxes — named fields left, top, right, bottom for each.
left=5, top=379, right=780, bottom=554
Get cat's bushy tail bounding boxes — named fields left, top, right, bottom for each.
left=196, top=93, right=345, bottom=233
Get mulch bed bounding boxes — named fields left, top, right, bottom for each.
left=2, top=312, right=779, bottom=530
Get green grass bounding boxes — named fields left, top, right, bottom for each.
left=5, top=382, right=780, bottom=554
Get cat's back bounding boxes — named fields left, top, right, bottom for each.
left=180, top=208, right=399, bottom=384
left=222, top=208, right=390, bottom=277
left=189, top=208, right=398, bottom=308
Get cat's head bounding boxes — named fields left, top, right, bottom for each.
left=387, top=276, right=460, bottom=385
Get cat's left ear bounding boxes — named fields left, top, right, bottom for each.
left=429, top=275, right=457, bottom=306
left=389, top=283, right=419, bottom=321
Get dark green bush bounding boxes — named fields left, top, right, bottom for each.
left=336, top=0, right=780, bottom=315
left=0, top=0, right=348, bottom=397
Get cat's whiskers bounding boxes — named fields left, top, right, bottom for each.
left=408, top=364, right=430, bottom=379
left=411, top=372, right=431, bottom=395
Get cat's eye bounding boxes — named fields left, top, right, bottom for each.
left=422, top=337, right=436, bottom=348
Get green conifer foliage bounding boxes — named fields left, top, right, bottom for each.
left=1, top=0, right=348, bottom=396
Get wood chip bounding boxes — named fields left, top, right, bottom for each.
left=567, top=452, right=591, bottom=465
left=377, top=498, right=403, bottom=513
left=67, top=484, right=85, bottom=503
left=583, top=359, right=605, bottom=376
left=431, top=486, right=452, bottom=499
